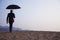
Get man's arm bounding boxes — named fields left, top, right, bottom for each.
left=6, top=14, right=9, bottom=24
left=13, top=13, right=15, bottom=18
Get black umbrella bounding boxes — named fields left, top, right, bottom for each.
left=6, top=4, right=21, bottom=12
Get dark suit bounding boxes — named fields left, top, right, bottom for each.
left=7, top=13, right=15, bottom=23
left=6, top=12, right=15, bottom=32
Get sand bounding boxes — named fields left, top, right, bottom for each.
left=0, top=31, right=60, bottom=40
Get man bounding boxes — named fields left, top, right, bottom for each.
left=6, top=10, right=15, bottom=32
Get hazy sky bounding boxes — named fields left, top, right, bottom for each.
left=0, top=0, right=60, bottom=31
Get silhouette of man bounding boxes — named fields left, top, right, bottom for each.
left=6, top=10, right=15, bottom=32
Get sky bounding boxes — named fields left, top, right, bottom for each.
left=0, top=0, right=60, bottom=31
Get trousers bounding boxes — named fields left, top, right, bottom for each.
left=9, top=23, right=13, bottom=32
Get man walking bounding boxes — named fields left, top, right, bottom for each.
left=6, top=10, right=15, bottom=32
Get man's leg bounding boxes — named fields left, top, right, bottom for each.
left=9, top=23, right=13, bottom=32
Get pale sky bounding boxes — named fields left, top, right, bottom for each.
left=0, top=0, right=60, bottom=31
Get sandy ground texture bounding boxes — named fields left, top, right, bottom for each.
left=0, top=31, right=60, bottom=40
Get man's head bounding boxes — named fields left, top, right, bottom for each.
left=10, top=10, right=13, bottom=13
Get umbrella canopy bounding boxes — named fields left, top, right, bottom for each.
left=6, top=4, right=21, bottom=9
